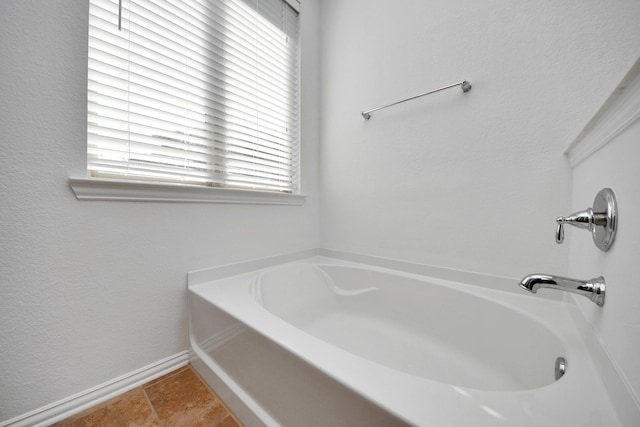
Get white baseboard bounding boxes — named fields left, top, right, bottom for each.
left=0, top=351, right=189, bottom=427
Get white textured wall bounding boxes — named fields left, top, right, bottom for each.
left=0, top=0, right=320, bottom=421
left=569, top=118, right=640, bottom=402
left=319, top=0, right=640, bottom=278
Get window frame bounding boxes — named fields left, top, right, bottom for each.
left=71, top=0, right=305, bottom=205
left=68, top=176, right=305, bottom=204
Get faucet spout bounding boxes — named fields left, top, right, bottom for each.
left=519, top=274, right=605, bottom=307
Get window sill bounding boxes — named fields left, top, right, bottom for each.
left=68, top=177, right=306, bottom=205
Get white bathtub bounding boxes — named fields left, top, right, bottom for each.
left=188, top=253, right=630, bottom=426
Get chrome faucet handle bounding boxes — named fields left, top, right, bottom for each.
left=555, top=218, right=564, bottom=244
left=555, top=208, right=595, bottom=244
left=555, top=188, right=617, bottom=252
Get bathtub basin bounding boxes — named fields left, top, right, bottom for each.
left=188, top=254, right=624, bottom=426
left=255, top=263, right=563, bottom=391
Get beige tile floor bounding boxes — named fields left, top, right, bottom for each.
left=52, top=365, right=242, bottom=427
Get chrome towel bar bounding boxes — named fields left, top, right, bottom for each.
left=361, top=80, right=471, bottom=120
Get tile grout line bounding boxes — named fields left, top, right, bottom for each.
left=140, top=386, right=164, bottom=427
left=141, top=364, right=193, bottom=426
left=144, top=364, right=240, bottom=426
left=188, top=365, right=244, bottom=426
left=143, top=365, right=191, bottom=389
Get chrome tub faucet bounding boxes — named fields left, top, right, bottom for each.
left=519, top=274, right=606, bottom=307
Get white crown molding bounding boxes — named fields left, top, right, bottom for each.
left=0, top=351, right=189, bottom=427
left=565, top=57, right=640, bottom=168
left=68, top=177, right=306, bottom=205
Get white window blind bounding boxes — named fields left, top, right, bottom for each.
left=87, top=0, right=300, bottom=193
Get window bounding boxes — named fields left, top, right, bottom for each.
left=86, top=0, right=300, bottom=195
